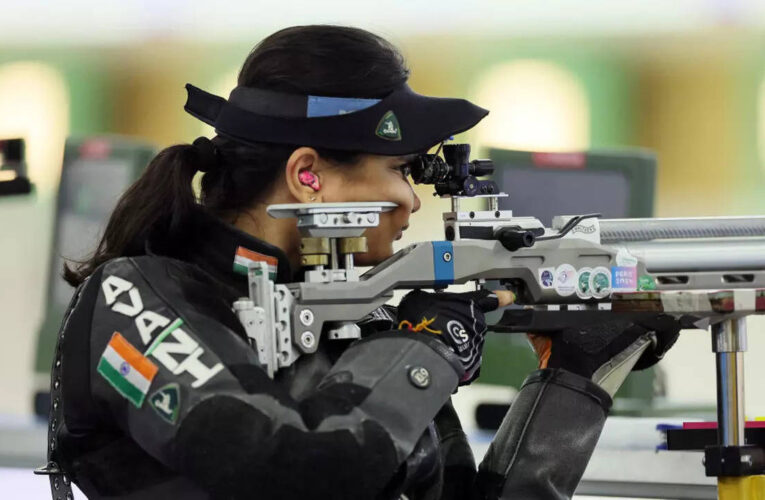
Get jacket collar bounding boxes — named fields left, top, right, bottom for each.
left=147, top=208, right=294, bottom=295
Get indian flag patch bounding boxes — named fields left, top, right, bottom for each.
left=97, top=332, right=158, bottom=408
left=233, top=246, right=278, bottom=280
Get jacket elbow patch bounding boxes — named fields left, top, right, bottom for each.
left=176, top=396, right=399, bottom=499
left=299, top=381, right=371, bottom=430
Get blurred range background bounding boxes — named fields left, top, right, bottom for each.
left=3, top=0, right=765, bottom=428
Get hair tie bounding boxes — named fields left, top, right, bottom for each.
left=192, top=136, right=220, bottom=173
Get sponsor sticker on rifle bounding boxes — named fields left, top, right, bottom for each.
left=538, top=267, right=555, bottom=289
left=616, top=247, right=639, bottom=267
left=576, top=267, right=593, bottom=299
left=611, top=266, right=638, bottom=292
left=554, top=264, right=577, bottom=297
left=638, top=274, right=657, bottom=291
left=590, top=267, right=612, bottom=299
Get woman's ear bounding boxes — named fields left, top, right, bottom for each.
left=285, top=147, right=323, bottom=203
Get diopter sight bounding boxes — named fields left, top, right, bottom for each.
left=409, top=143, right=498, bottom=197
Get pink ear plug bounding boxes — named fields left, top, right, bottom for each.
left=298, top=170, right=321, bottom=191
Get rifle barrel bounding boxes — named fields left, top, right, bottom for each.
left=600, top=216, right=765, bottom=243
left=616, top=238, right=765, bottom=272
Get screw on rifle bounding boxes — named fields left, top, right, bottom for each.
left=443, top=252, right=452, bottom=262
left=299, top=309, right=314, bottom=326
left=301, top=331, right=316, bottom=349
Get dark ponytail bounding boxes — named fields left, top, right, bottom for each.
left=63, top=145, right=202, bottom=284
left=64, top=25, right=410, bottom=286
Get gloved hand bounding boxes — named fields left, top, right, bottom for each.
left=397, top=288, right=514, bottom=385
left=527, top=314, right=681, bottom=396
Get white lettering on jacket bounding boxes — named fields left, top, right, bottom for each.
left=135, top=310, right=169, bottom=344
left=151, top=327, right=224, bottom=388
left=101, top=274, right=223, bottom=388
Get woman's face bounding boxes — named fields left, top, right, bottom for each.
left=319, top=154, right=421, bottom=266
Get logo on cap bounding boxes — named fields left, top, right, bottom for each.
left=376, top=110, right=402, bottom=141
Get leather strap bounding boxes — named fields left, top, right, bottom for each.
left=35, top=284, right=86, bottom=499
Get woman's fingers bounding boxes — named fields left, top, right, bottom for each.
left=472, top=289, right=516, bottom=312
left=493, top=290, right=516, bottom=308
left=527, top=333, right=552, bottom=369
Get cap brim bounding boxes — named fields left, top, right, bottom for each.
left=184, top=84, right=488, bottom=155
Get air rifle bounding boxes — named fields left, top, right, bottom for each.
left=232, top=144, right=765, bottom=376
left=233, top=142, right=765, bottom=478
left=230, top=143, right=765, bottom=484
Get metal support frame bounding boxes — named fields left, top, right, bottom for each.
left=712, top=319, right=747, bottom=448
left=708, top=318, right=765, bottom=499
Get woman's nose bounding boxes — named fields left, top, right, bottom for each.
left=411, top=188, right=421, bottom=214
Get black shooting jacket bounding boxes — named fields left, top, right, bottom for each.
left=46, top=209, right=611, bottom=499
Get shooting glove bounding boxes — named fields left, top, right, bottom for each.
left=397, top=289, right=500, bottom=385
left=527, top=314, right=681, bottom=397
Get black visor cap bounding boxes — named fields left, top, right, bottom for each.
left=184, top=83, right=489, bottom=156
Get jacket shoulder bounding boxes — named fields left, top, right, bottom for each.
left=90, top=255, right=254, bottom=369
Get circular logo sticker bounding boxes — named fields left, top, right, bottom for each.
left=589, top=266, right=612, bottom=299
left=554, top=264, right=577, bottom=297
left=576, top=267, right=593, bottom=299
left=540, top=269, right=554, bottom=288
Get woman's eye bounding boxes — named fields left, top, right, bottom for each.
left=397, top=164, right=412, bottom=178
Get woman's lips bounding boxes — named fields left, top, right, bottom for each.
left=395, top=224, right=409, bottom=241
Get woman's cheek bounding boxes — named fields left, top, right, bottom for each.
left=355, top=248, right=388, bottom=267
left=354, top=227, right=394, bottom=266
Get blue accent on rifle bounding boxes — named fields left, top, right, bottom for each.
left=306, top=96, right=381, bottom=117
left=432, top=241, right=455, bottom=286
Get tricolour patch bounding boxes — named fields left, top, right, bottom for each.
left=97, top=332, right=158, bottom=408
left=375, top=110, right=402, bottom=141
left=149, top=383, right=181, bottom=425
left=233, top=246, right=278, bottom=279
